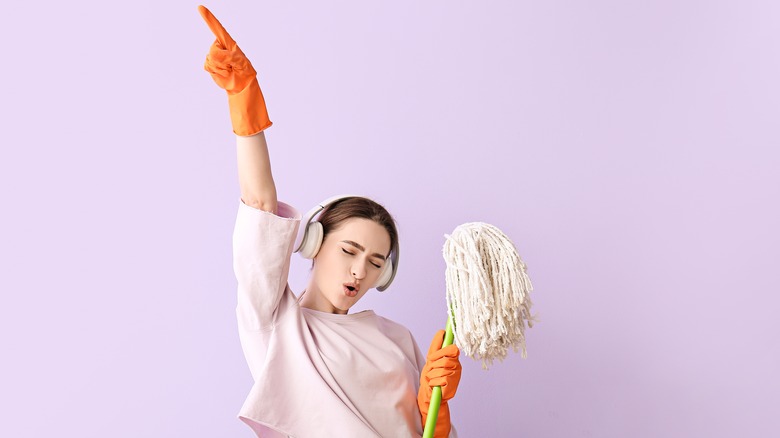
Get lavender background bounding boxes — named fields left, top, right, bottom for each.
left=1, top=0, right=778, bottom=437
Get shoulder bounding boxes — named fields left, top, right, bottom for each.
left=372, top=313, right=418, bottom=344
left=372, top=313, right=426, bottom=370
left=373, top=313, right=410, bottom=332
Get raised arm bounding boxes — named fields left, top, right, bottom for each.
left=237, top=132, right=278, bottom=214
left=198, top=5, right=278, bottom=214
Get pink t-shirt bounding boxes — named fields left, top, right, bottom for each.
left=232, top=199, right=458, bottom=437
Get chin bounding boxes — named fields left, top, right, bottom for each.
left=333, top=296, right=353, bottom=310
left=328, top=300, right=351, bottom=314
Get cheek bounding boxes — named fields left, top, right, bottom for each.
left=314, top=253, right=342, bottom=280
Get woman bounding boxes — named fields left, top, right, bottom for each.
left=198, top=5, right=462, bottom=437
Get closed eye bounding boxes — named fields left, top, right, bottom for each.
left=343, top=248, right=382, bottom=269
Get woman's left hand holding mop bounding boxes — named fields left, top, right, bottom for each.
left=418, top=330, right=462, bottom=437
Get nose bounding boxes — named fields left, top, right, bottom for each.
left=351, top=260, right=367, bottom=280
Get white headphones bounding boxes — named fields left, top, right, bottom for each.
left=293, top=194, right=399, bottom=292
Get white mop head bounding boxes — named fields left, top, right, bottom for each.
left=443, top=222, right=537, bottom=369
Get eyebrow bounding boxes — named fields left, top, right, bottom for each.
left=341, top=240, right=387, bottom=261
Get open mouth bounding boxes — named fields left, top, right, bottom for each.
left=343, top=283, right=359, bottom=297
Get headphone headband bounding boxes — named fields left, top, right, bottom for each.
left=293, top=194, right=361, bottom=254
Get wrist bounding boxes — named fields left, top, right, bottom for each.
left=228, top=78, right=273, bottom=136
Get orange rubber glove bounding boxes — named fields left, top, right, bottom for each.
left=198, top=5, right=272, bottom=136
left=418, top=330, right=462, bottom=438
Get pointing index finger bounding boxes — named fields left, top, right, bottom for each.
left=198, top=5, right=236, bottom=49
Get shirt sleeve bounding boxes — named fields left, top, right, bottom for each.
left=232, top=198, right=301, bottom=332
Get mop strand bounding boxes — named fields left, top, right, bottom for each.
left=443, top=222, right=538, bottom=369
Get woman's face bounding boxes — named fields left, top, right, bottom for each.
left=308, top=218, right=392, bottom=314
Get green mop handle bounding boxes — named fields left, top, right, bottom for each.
left=422, top=314, right=455, bottom=438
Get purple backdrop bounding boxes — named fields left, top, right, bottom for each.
left=2, top=0, right=778, bottom=437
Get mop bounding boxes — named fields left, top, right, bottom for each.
left=423, top=222, right=537, bottom=437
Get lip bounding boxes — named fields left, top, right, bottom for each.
left=343, top=281, right=360, bottom=297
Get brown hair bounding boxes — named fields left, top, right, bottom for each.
left=318, top=197, right=398, bottom=259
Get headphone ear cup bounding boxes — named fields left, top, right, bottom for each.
left=376, top=258, right=394, bottom=291
left=300, top=221, right=324, bottom=259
